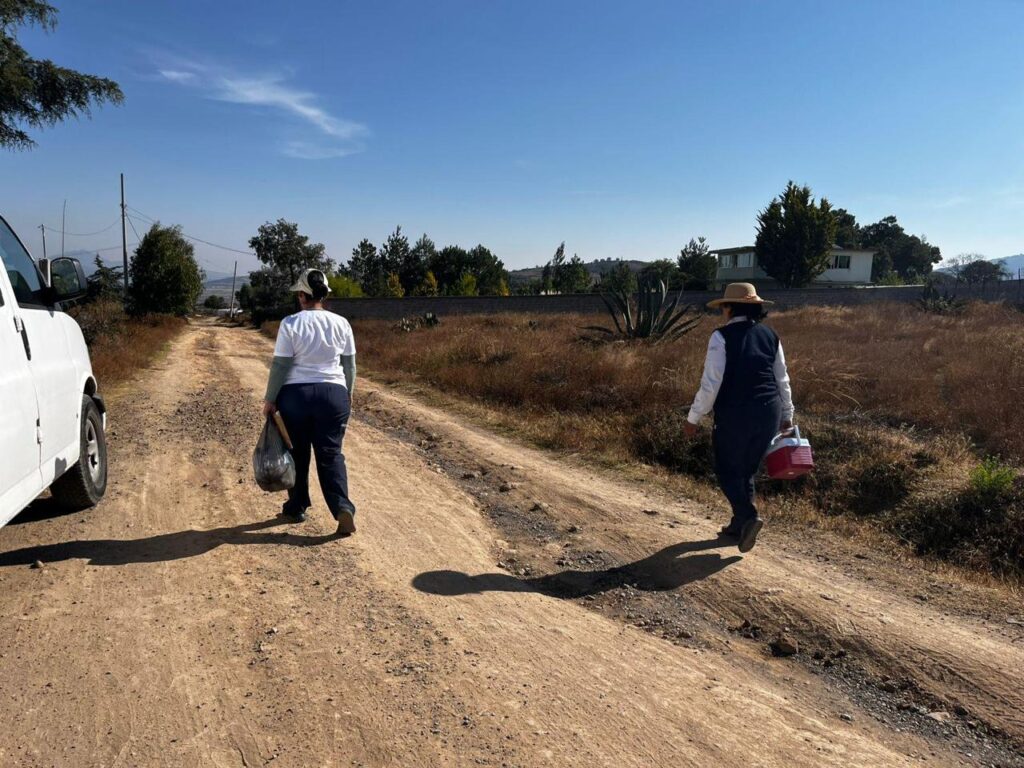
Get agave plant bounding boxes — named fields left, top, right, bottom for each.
left=585, top=275, right=703, bottom=343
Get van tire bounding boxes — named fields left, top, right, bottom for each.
left=51, top=396, right=108, bottom=510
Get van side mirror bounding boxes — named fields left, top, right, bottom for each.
left=49, top=257, right=88, bottom=302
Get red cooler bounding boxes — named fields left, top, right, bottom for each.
left=764, top=425, right=814, bottom=480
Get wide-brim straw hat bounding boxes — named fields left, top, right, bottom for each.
left=707, top=282, right=773, bottom=309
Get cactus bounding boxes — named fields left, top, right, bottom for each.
left=584, top=275, right=703, bottom=343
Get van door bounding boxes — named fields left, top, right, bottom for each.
left=0, top=248, right=43, bottom=525
left=0, top=217, right=78, bottom=488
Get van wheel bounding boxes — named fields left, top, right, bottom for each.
left=51, top=396, right=108, bottom=510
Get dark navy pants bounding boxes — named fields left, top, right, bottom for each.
left=276, top=383, right=355, bottom=519
left=712, top=399, right=783, bottom=526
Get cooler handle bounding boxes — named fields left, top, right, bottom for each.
left=772, top=424, right=800, bottom=444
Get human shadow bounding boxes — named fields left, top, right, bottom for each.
left=412, top=536, right=742, bottom=599
left=0, top=518, right=340, bottom=568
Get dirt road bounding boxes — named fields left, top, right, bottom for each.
left=0, top=321, right=1021, bottom=767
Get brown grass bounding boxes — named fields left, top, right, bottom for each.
left=353, top=303, right=1024, bottom=576
left=69, top=299, right=186, bottom=387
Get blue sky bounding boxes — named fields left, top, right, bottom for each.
left=3, top=0, right=1023, bottom=277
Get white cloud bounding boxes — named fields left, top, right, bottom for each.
left=154, top=56, right=366, bottom=158
left=158, top=69, right=196, bottom=83
left=282, top=141, right=362, bottom=160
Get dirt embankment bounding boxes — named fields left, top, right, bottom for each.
left=0, top=320, right=1020, bottom=767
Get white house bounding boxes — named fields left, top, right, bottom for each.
left=712, top=246, right=875, bottom=289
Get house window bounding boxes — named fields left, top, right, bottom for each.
left=737, top=252, right=754, bottom=268
left=831, top=253, right=851, bottom=269
left=720, top=254, right=735, bottom=268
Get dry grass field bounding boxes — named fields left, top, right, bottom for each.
left=341, top=302, right=1024, bottom=577
left=70, top=298, right=186, bottom=386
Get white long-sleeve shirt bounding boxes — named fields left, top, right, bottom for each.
left=686, top=318, right=794, bottom=425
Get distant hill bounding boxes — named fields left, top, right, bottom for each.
left=509, top=258, right=650, bottom=286
left=200, top=274, right=248, bottom=303
left=937, top=254, right=1023, bottom=279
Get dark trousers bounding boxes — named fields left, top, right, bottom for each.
left=276, top=383, right=355, bottom=519
left=712, top=399, right=783, bottom=526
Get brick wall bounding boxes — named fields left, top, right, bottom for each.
left=326, top=280, right=1024, bottom=320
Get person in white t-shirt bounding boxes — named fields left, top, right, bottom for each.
left=262, top=269, right=358, bottom=537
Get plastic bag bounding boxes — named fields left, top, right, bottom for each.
left=253, top=417, right=296, bottom=492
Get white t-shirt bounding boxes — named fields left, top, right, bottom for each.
left=273, top=310, right=356, bottom=389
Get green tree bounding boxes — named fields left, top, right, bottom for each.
left=246, top=219, right=332, bottom=319
left=203, top=294, right=227, bottom=309
left=401, top=234, right=434, bottom=295
left=640, top=259, right=681, bottom=290
left=429, top=245, right=470, bottom=293
left=859, top=215, right=941, bottom=282
left=379, top=226, right=410, bottom=287
left=347, top=238, right=385, bottom=296
left=1, top=1, right=123, bottom=149
left=676, top=237, right=716, bottom=290
left=832, top=208, right=861, bottom=249
left=467, top=244, right=509, bottom=295
left=413, top=270, right=440, bottom=296
left=956, top=255, right=1009, bottom=285
left=249, top=219, right=331, bottom=284
left=453, top=272, right=478, bottom=296
left=86, top=254, right=123, bottom=301
left=595, top=260, right=637, bottom=295
left=327, top=274, right=364, bottom=297
left=383, top=272, right=405, bottom=297
left=544, top=243, right=591, bottom=293
left=755, top=181, right=837, bottom=288
left=128, top=224, right=204, bottom=316
left=236, top=283, right=253, bottom=310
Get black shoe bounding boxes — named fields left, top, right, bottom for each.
left=335, top=510, right=356, bottom=537
left=279, top=507, right=307, bottom=523
left=738, top=518, right=764, bottom=553
left=719, top=524, right=741, bottom=538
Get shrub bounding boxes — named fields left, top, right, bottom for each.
left=632, top=411, right=715, bottom=480
left=917, top=282, right=967, bottom=315
left=69, top=299, right=184, bottom=385
left=328, top=274, right=364, bottom=298
left=970, top=458, right=1018, bottom=501
left=892, top=477, right=1023, bottom=576
left=586, top=275, right=703, bottom=344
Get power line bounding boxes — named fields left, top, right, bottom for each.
left=125, top=214, right=142, bottom=244
left=42, top=219, right=120, bottom=237
left=126, top=205, right=256, bottom=256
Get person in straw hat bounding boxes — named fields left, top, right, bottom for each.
left=683, top=282, right=794, bottom=552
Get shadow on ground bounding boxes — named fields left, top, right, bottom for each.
left=0, top=518, right=340, bottom=567
left=412, top=536, right=741, bottom=599
left=8, top=496, right=80, bottom=526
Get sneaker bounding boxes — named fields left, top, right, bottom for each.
left=336, top=510, right=356, bottom=537
left=719, top=523, right=741, bottom=538
left=279, top=507, right=307, bottom=523
left=737, top=518, right=764, bottom=553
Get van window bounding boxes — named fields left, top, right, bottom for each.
left=0, top=217, right=45, bottom=308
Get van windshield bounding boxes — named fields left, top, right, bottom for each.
left=0, top=217, right=45, bottom=307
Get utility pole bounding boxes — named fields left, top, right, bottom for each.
left=39, top=224, right=47, bottom=259
left=120, top=173, right=129, bottom=301
left=228, top=260, right=238, bottom=318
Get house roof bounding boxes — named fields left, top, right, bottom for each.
left=711, top=245, right=875, bottom=256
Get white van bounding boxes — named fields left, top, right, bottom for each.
left=0, top=214, right=108, bottom=527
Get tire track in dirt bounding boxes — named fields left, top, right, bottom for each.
left=0, top=320, right=1009, bottom=767
left=215, top=322, right=965, bottom=767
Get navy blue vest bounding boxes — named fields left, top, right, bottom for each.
left=714, top=320, right=780, bottom=413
